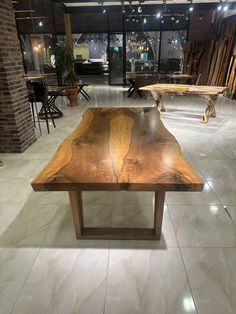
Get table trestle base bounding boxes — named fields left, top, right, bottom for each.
left=69, top=190, right=165, bottom=240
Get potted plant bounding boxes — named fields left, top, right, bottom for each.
left=55, top=45, right=79, bottom=106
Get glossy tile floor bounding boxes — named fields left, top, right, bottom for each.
left=1, top=79, right=236, bottom=314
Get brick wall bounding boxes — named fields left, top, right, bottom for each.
left=0, top=0, right=36, bottom=153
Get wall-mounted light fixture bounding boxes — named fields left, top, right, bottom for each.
left=129, top=1, right=135, bottom=13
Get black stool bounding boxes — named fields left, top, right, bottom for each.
left=28, top=82, right=56, bottom=134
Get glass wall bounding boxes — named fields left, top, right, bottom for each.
left=20, top=34, right=55, bottom=73
left=159, top=30, right=187, bottom=73
left=109, top=33, right=124, bottom=85
left=126, top=31, right=160, bottom=73
left=20, top=29, right=187, bottom=84
left=57, top=33, right=108, bottom=76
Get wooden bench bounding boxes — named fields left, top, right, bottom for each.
left=140, top=83, right=227, bottom=123
left=32, top=108, right=204, bottom=240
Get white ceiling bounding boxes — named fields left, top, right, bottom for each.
left=64, top=0, right=236, bottom=6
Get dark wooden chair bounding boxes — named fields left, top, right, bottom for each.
left=28, top=82, right=56, bottom=134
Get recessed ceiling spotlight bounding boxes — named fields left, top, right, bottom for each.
left=103, top=8, right=106, bottom=13
left=129, top=1, right=135, bottom=13
left=199, top=13, right=203, bottom=20
left=217, top=4, right=222, bottom=11
left=143, top=18, right=147, bottom=24
left=171, top=16, right=175, bottom=20
left=161, top=20, right=164, bottom=23
left=121, top=3, right=126, bottom=14
left=156, top=12, right=161, bottom=18
left=162, top=0, right=167, bottom=12
left=189, top=6, right=194, bottom=12
left=176, top=19, right=179, bottom=23
left=38, top=21, right=43, bottom=27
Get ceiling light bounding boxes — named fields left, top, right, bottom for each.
left=223, top=4, right=228, bottom=11
left=38, top=21, right=43, bottom=26
left=162, top=0, right=167, bottom=12
left=138, top=2, right=142, bottom=13
left=156, top=12, right=161, bottom=18
left=121, top=2, right=126, bottom=13
left=100, top=1, right=106, bottom=13
left=176, top=19, right=179, bottom=23
left=129, top=1, right=135, bottom=13
left=171, top=16, right=175, bottom=20
left=143, top=18, right=147, bottom=24
left=189, top=6, right=194, bottom=12
left=161, top=20, right=164, bottom=23
left=217, top=5, right=222, bottom=11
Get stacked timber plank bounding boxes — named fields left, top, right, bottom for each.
left=225, top=54, right=236, bottom=99
left=183, top=12, right=236, bottom=99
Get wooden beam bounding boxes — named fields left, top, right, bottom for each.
left=64, top=13, right=73, bottom=51
left=15, top=17, right=47, bottom=20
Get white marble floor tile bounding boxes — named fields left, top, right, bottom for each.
left=168, top=204, right=236, bottom=247
left=111, top=205, right=177, bottom=248
left=43, top=204, right=109, bottom=248
left=211, top=133, right=236, bottom=160
left=226, top=206, right=236, bottom=225
left=166, top=182, right=220, bottom=206
left=0, top=204, right=23, bottom=236
left=0, top=159, right=41, bottom=179
left=208, top=179, right=236, bottom=206
left=194, top=159, right=236, bottom=182
left=0, top=203, right=58, bottom=247
left=0, top=178, right=32, bottom=206
left=12, top=248, right=108, bottom=314
left=105, top=248, right=197, bottom=314
left=181, top=248, right=236, bottom=314
left=0, top=248, right=38, bottom=314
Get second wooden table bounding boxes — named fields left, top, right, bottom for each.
left=140, top=83, right=227, bottom=123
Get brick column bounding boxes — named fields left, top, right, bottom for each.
left=0, top=0, right=36, bottom=153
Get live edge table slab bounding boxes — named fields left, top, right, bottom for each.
left=140, top=84, right=227, bottom=123
left=31, top=107, right=204, bottom=240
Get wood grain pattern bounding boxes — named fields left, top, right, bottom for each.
left=141, top=84, right=227, bottom=123
left=32, top=107, right=203, bottom=192
left=140, top=83, right=227, bottom=95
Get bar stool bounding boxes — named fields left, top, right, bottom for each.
left=28, top=82, right=56, bottom=134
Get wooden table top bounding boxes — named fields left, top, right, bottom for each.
left=140, top=84, right=227, bottom=95
left=167, top=74, right=193, bottom=79
left=32, top=107, right=204, bottom=192
left=126, top=72, right=156, bottom=79
left=25, top=73, right=55, bottom=81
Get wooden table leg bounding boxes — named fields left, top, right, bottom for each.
left=202, top=94, right=218, bottom=123
left=68, top=190, right=166, bottom=240
left=151, top=91, right=165, bottom=112
left=69, top=191, right=84, bottom=239
left=154, top=191, right=165, bottom=239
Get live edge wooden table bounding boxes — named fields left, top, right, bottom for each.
left=140, top=84, right=227, bottom=123
left=32, top=107, right=204, bottom=240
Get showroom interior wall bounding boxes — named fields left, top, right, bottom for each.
left=0, top=0, right=36, bottom=153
